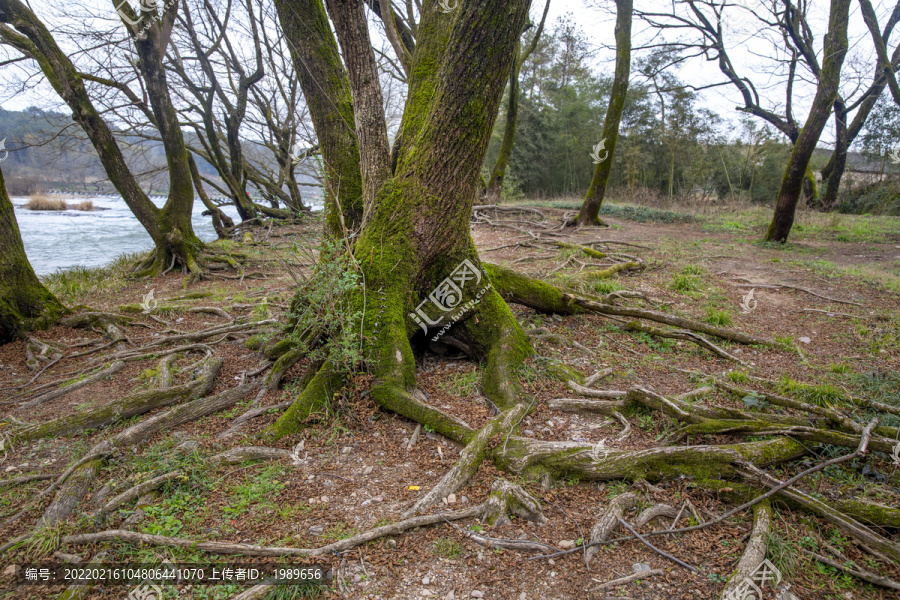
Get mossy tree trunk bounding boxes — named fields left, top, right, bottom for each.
left=765, top=0, right=851, bottom=242
left=574, top=0, right=632, bottom=226
left=484, top=0, right=551, bottom=205
left=272, top=0, right=363, bottom=238
left=0, top=0, right=203, bottom=276
left=265, top=0, right=534, bottom=440
left=0, top=167, right=67, bottom=343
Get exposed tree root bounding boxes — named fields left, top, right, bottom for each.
left=97, top=470, right=182, bottom=521
left=622, top=321, right=749, bottom=365
left=9, top=358, right=223, bottom=443
left=40, top=459, right=102, bottom=527
left=585, top=492, right=639, bottom=564
left=18, top=361, right=126, bottom=408
left=210, top=447, right=291, bottom=464
left=720, top=499, right=771, bottom=599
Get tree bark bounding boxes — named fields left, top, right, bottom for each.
left=575, top=0, right=632, bottom=226
left=272, top=0, right=363, bottom=237
left=265, top=0, right=534, bottom=440
left=0, top=167, right=67, bottom=343
left=484, top=0, right=552, bottom=205
left=0, top=0, right=203, bottom=275
left=766, top=0, right=851, bottom=242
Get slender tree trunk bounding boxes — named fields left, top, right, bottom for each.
left=0, top=167, right=67, bottom=343
left=766, top=0, right=851, bottom=242
left=0, top=0, right=203, bottom=276
left=485, top=58, right=522, bottom=204
left=188, top=154, right=234, bottom=239
left=575, top=0, right=632, bottom=226
left=272, top=0, right=363, bottom=237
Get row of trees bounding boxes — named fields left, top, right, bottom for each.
left=0, top=0, right=899, bottom=341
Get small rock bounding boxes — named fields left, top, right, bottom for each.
left=446, top=591, right=455, bottom=600
left=421, top=590, right=434, bottom=597
left=385, top=539, right=397, bottom=548
left=557, top=540, right=576, bottom=550
left=460, top=496, right=468, bottom=504
left=308, top=525, right=324, bottom=536
left=471, top=592, right=484, bottom=598
left=548, top=559, right=555, bottom=566
left=353, top=574, right=361, bottom=583
left=320, top=496, right=329, bottom=503
left=423, top=576, right=430, bottom=585
left=363, top=466, right=374, bottom=475
left=3, top=565, right=16, bottom=576
left=523, top=429, right=534, bottom=436
left=633, top=563, right=652, bottom=573
left=342, top=446, right=353, bottom=454
left=519, top=593, right=526, bottom=600
left=798, top=336, right=811, bottom=344
left=447, top=494, right=457, bottom=504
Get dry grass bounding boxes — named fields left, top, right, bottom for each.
left=23, top=194, right=95, bottom=211
left=24, top=193, right=67, bottom=211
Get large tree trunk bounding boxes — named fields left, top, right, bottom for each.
left=0, top=0, right=203, bottom=276
left=575, top=0, right=632, bottom=226
left=0, top=167, right=67, bottom=343
left=265, top=0, right=534, bottom=440
left=765, top=0, right=851, bottom=242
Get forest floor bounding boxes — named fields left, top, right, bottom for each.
left=1, top=199, right=899, bottom=600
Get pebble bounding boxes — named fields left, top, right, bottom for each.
left=353, top=574, right=361, bottom=583
left=519, top=594, right=526, bottom=600
left=320, top=496, right=328, bottom=503
left=386, top=539, right=397, bottom=548
left=363, top=466, right=374, bottom=475
left=523, top=430, right=534, bottom=436
left=633, top=563, right=652, bottom=572
left=471, top=592, right=484, bottom=598
left=557, top=540, right=576, bottom=549
left=342, top=446, right=353, bottom=454
left=308, top=526, right=324, bottom=535
left=447, top=494, right=457, bottom=504
left=548, top=559, right=555, bottom=566
left=423, top=576, right=430, bottom=585
left=460, top=496, right=468, bottom=504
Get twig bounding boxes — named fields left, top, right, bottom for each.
left=616, top=517, right=698, bottom=573
left=589, top=569, right=663, bottom=592
left=801, top=549, right=900, bottom=590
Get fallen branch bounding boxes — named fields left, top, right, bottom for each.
left=800, top=548, right=900, bottom=591
left=589, top=569, right=663, bottom=592
left=99, top=470, right=182, bottom=517
left=616, top=517, right=698, bottom=573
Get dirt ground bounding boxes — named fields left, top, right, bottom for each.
left=1, top=202, right=899, bottom=600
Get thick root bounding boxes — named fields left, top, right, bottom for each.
left=261, top=360, right=343, bottom=441
left=720, top=499, right=772, bottom=600
left=585, top=492, right=639, bottom=564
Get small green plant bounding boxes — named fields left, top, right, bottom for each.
left=671, top=273, right=702, bottom=293
left=432, top=537, right=464, bottom=559
left=704, top=308, right=733, bottom=327
left=779, top=377, right=847, bottom=407
left=774, top=335, right=795, bottom=352
left=591, top=279, right=624, bottom=295
left=438, top=369, right=480, bottom=397
left=741, top=392, right=769, bottom=410
left=727, top=371, right=750, bottom=383
left=766, top=532, right=796, bottom=576
left=284, top=238, right=364, bottom=371
left=829, top=363, right=851, bottom=374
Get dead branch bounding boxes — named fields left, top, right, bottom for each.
left=566, top=380, right=627, bottom=399
left=210, top=447, right=291, bottom=464
left=99, top=470, right=182, bottom=517
left=616, top=517, right=698, bottom=573
left=589, top=569, right=663, bottom=593
left=800, top=548, right=900, bottom=591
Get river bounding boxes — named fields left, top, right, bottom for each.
left=11, top=194, right=320, bottom=277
